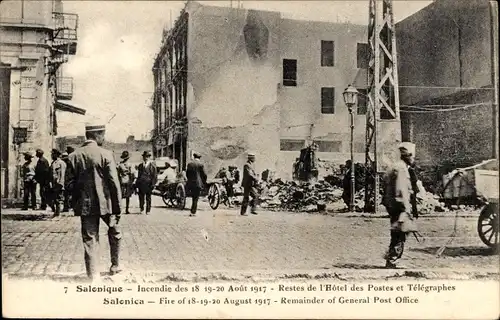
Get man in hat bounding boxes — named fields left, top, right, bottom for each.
left=381, top=142, right=419, bottom=269
left=240, top=152, right=259, bottom=216
left=21, top=152, right=37, bottom=210
left=117, top=151, right=135, bottom=214
left=61, top=152, right=72, bottom=212
left=67, top=123, right=122, bottom=280
left=135, top=150, right=157, bottom=215
left=49, top=149, right=66, bottom=217
left=34, top=148, right=50, bottom=210
left=186, top=152, right=207, bottom=216
left=342, top=160, right=354, bottom=210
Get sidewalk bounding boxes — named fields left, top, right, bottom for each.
left=2, top=203, right=498, bottom=282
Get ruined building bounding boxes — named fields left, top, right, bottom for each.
left=397, top=0, right=498, bottom=173
left=1, top=0, right=84, bottom=199
left=151, top=2, right=370, bottom=178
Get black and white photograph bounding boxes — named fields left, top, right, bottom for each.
left=0, top=0, right=499, bottom=318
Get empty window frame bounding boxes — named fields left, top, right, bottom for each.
left=357, top=43, right=370, bottom=69
left=280, top=139, right=304, bottom=151
left=321, top=40, right=335, bottom=67
left=314, top=140, right=342, bottom=153
left=321, top=87, right=335, bottom=114
left=283, top=59, right=297, bottom=86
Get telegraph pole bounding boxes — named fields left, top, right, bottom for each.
left=364, top=0, right=402, bottom=213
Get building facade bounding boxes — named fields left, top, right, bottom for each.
left=0, top=0, right=83, bottom=199
left=151, top=2, right=370, bottom=178
left=396, top=0, right=498, bottom=177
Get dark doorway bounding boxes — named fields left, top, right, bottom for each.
left=0, top=62, right=11, bottom=198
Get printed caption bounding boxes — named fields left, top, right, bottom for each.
left=65, top=282, right=457, bottom=306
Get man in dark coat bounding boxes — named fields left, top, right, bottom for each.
left=49, top=149, right=66, bottom=217
left=342, top=160, right=353, bottom=210
left=67, top=123, right=122, bottom=280
left=240, top=152, right=259, bottom=216
left=34, top=149, right=50, bottom=210
left=135, top=150, right=157, bottom=215
left=186, top=152, right=207, bottom=216
left=61, top=152, right=72, bottom=212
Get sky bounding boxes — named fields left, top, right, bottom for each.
left=57, top=0, right=433, bottom=142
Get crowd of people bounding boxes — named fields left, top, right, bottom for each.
left=19, top=119, right=421, bottom=279
left=21, top=146, right=75, bottom=216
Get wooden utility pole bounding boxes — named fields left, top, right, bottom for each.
left=364, top=0, right=402, bottom=213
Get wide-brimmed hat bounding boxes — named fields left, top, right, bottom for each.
left=169, top=160, right=178, bottom=168
left=142, top=150, right=152, bottom=157
left=51, top=149, right=61, bottom=157
left=398, top=142, right=416, bottom=156
left=121, top=151, right=130, bottom=159
left=23, top=152, right=33, bottom=158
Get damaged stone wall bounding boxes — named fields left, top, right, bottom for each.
left=186, top=4, right=281, bottom=177
left=277, top=19, right=369, bottom=179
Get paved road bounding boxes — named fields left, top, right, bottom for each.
left=2, top=196, right=498, bottom=281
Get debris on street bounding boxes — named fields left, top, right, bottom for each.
left=257, top=162, right=475, bottom=214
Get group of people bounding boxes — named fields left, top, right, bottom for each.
left=21, top=146, right=75, bottom=216
left=21, top=118, right=420, bottom=280
left=116, top=150, right=158, bottom=215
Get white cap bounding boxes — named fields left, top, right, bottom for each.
left=169, top=160, right=177, bottom=168
left=398, top=142, right=416, bottom=155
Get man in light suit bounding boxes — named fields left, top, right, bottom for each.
left=186, top=152, right=207, bottom=217
left=68, top=123, right=122, bottom=280
left=135, top=151, right=157, bottom=215
left=381, top=142, right=419, bottom=269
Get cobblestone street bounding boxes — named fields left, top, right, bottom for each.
left=2, top=196, right=498, bottom=281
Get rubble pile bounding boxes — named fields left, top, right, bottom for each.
left=259, top=179, right=343, bottom=212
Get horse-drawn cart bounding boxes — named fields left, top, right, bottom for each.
left=442, top=159, right=499, bottom=248
left=154, top=178, right=242, bottom=211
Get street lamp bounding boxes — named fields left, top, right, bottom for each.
left=343, top=84, right=359, bottom=213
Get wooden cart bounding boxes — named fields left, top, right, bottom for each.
left=442, top=160, right=499, bottom=248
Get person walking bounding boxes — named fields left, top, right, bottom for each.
left=117, top=151, right=135, bottom=214
left=381, top=142, right=419, bottom=269
left=135, top=151, right=157, bottom=215
left=67, top=123, right=122, bottom=280
left=21, top=152, right=37, bottom=210
left=34, top=149, right=50, bottom=210
left=186, top=152, right=207, bottom=217
left=49, top=149, right=66, bottom=217
left=240, top=152, right=259, bottom=216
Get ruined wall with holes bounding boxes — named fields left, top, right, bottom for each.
left=184, top=2, right=374, bottom=179
left=186, top=3, right=281, bottom=177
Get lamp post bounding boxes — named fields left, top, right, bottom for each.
left=343, top=84, right=359, bottom=213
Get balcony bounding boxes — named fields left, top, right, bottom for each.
left=56, top=77, right=73, bottom=100
left=52, top=12, right=78, bottom=55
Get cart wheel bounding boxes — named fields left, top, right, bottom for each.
left=477, top=203, right=499, bottom=248
left=208, top=184, right=220, bottom=210
left=175, top=183, right=186, bottom=210
left=162, top=193, right=170, bottom=207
